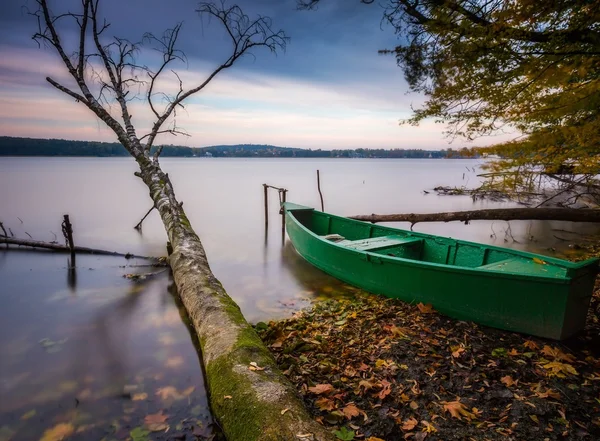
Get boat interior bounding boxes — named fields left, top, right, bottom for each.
left=290, top=208, right=569, bottom=277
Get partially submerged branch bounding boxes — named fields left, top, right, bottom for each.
left=351, top=207, right=600, bottom=226
left=0, top=236, right=160, bottom=260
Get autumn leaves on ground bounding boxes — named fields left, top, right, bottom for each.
left=257, top=286, right=600, bottom=441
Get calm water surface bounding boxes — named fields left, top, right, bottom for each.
left=0, top=158, right=596, bottom=440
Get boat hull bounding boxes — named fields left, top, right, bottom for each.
left=284, top=204, right=598, bottom=340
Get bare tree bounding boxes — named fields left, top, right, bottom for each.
left=31, top=1, right=333, bottom=439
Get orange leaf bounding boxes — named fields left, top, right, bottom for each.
left=417, top=303, right=435, bottom=314
left=145, top=411, right=169, bottom=432
left=523, top=340, right=539, bottom=350
left=308, top=384, right=333, bottom=395
left=377, top=380, right=392, bottom=399
left=442, top=400, right=477, bottom=420
left=501, top=376, right=517, bottom=387
left=451, top=345, right=465, bottom=358
left=315, top=398, right=336, bottom=411
left=40, top=423, right=75, bottom=441
left=342, top=404, right=361, bottom=420
left=402, top=417, right=418, bottom=431
left=541, top=345, right=576, bottom=363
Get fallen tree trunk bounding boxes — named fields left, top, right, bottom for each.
left=0, top=236, right=159, bottom=260
left=350, top=207, right=600, bottom=226
left=136, top=159, right=332, bottom=440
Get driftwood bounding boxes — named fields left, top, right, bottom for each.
left=351, top=207, right=600, bottom=226
left=0, top=237, right=159, bottom=260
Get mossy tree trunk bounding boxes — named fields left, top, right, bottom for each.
left=33, top=1, right=333, bottom=439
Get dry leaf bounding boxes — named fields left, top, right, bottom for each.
left=132, top=392, right=148, bottom=401
left=541, top=346, right=576, bottom=363
left=378, top=380, right=392, bottom=399
left=342, top=404, right=361, bottom=420
left=224, top=395, right=232, bottom=400
left=308, top=384, right=334, bottom=395
left=417, top=303, right=435, bottom=314
left=145, top=411, right=169, bottom=432
left=451, top=345, right=465, bottom=358
left=281, top=408, right=290, bottom=415
left=155, top=386, right=184, bottom=400
left=542, top=361, right=578, bottom=378
left=421, top=420, right=437, bottom=433
left=410, top=401, right=419, bottom=410
left=533, top=257, right=546, bottom=265
left=402, top=417, right=418, bottom=431
left=248, top=362, right=265, bottom=371
left=367, top=438, right=386, bottom=441
left=523, top=340, right=539, bottom=350
left=501, top=376, right=517, bottom=387
left=40, top=423, right=75, bottom=441
left=442, top=400, right=477, bottom=420
left=315, top=398, right=336, bottom=411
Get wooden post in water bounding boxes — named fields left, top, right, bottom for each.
left=317, top=170, right=324, bottom=211
left=281, top=189, right=287, bottom=238
left=62, top=215, right=75, bottom=267
left=263, top=184, right=269, bottom=229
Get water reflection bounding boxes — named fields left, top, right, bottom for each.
left=0, top=253, right=214, bottom=440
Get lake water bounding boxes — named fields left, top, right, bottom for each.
left=0, top=157, right=596, bottom=440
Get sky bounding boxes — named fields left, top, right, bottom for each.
left=0, top=0, right=513, bottom=149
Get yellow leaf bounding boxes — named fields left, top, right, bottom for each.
left=533, top=257, right=546, bottom=265
left=281, top=408, right=289, bottom=415
left=529, top=414, right=539, bottom=424
left=40, top=423, right=75, bottom=441
left=367, top=438, right=386, bottom=441
left=132, top=393, right=148, bottom=401
left=223, top=395, right=232, bottom=400
left=542, top=361, right=578, bottom=378
left=421, top=420, right=437, bottom=433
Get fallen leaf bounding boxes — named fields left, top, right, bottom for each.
left=529, top=414, right=539, bottom=423
left=533, top=257, right=546, bottom=265
left=542, top=361, right=578, bottom=378
left=342, top=404, right=360, bottom=420
left=409, top=401, right=419, bottom=410
left=451, top=345, right=465, bottom=358
left=316, top=397, right=336, bottom=411
left=402, top=417, right=418, bottom=431
left=523, top=340, right=539, bottom=350
left=334, top=426, right=355, bottom=440
left=442, top=400, right=477, bottom=420
left=144, top=411, right=169, bottom=432
left=309, top=384, right=334, bottom=395
left=249, top=362, right=265, bottom=371
left=367, top=438, right=385, bottom=441
left=281, top=408, right=289, bottom=415
left=20, top=409, right=36, bottom=420
left=155, top=386, right=184, bottom=400
left=378, top=380, right=392, bottom=399
left=40, top=423, right=75, bottom=441
left=132, top=393, right=148, bottom=401
left=417, top=303, right=435, bottom=314
left=421, top=420, right=437, bottom=433
left=541, top=346, right=576, bottom=363
left=501, top=376, right=517, bottom=387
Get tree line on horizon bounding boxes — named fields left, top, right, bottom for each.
left=0, top=136, right=477, bottom=159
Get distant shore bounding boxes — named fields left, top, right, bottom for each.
left=0, top=136, right=477, bottom=159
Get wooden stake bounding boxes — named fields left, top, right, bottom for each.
left=62, top=215, right=75, bottom=264
left=263, top=184, right=269, bottom=228
left=281, top=189, right=287, bottom=237
left=317, top=170, right=324, bottom=211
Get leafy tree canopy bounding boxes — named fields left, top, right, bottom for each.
left=301, top=0, right=600, bottom=205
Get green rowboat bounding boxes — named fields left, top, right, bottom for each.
left=284, top=202, right=599, bottom=340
